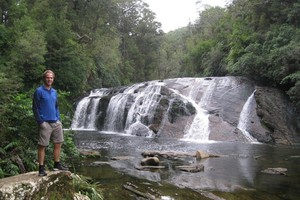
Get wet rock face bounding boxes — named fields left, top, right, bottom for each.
left=255, top=87, right=300, bottom=145
left=168, top=98, right=196, bottom=123
left=127, top=121, right=154, bottom=137
left=72, top=77, right=300, bottom=145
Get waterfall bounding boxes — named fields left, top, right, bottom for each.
left=71, top=77, right=265, bottom=143
left=71, top=96, right=90, bottom=129
left=125, top=82, right=163, bottom=133
left=71, top=89, right=107, bottom=130
left=85, top=97, right=101, bottom=129
left=71, top=81, right=163, bottom=135
left=102, top=82, right=151, bottom=132
left=103, top=93, right=131, bottom=132
left=237, top=91, right=258, bottom=143
left=183, top=79, right=216, bottom=141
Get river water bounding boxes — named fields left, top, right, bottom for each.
left=73, top=131, right=300, bottom=200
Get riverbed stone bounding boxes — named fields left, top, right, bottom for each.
left=196, top=150, right=210, bottom=159
left=141, top=157, right=160, bottom=166
left=261, top=167, right=288, bottom=175
left=78, top=149, right=101, bottom=157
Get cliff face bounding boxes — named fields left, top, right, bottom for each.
left=255, top=87, right=300, bottom=145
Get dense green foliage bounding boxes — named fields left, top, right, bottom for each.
left=0, top=0, right=162, bottom=177
left=0, top=0, right=299, bottom=179
left=176, top=0, right=300, bottom=108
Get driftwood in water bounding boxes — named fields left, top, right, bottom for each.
left=123, top=183, right=156, bottom=200
left=135, top=165, right=165, bottom=171
left=176, top=164, right=204, bottom=173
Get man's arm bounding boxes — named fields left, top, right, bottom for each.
left=32, top=90, right=44, bottom=125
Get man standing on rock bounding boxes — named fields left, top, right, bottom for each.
left=32, top=70, right=68, bottom=176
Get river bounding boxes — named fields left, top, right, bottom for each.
left=73, top=130, right=300, bottom=200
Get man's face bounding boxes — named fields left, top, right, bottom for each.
left=44, top=72, right=54, bottom=87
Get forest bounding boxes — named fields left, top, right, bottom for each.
left=0, top=0, right=299, bottom=178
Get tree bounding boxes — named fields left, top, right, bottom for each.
left=67, top=0, right=122, bottom=88
left=117, top=0, right=163, bottom=83
left=9, top=16, right=46, bottom=88
left=186, top=6, right=228, bottom=76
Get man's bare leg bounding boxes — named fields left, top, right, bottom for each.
left=53, top=143, right=62, bottom=162
left=38, top=145, right=46, bottom=165
left=38, top=145, right=47, bottom=176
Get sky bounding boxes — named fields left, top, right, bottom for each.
left=144, top=0, right=228, bottom=32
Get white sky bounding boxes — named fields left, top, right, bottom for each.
left=144, top=0, right=228, bottom=32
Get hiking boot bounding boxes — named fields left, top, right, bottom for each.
left=53, top=162, right=69, bottom=171
left=38, top=165, right=47, bottom=176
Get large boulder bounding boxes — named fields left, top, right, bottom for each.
left=0, top=171, right=89, bottom=200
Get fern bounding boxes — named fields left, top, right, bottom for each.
left=0, top=168, right=4, bottom=178
left=72, top=174, right=104, bottom=200
left=4, top=141, right=20, bottom=151
left=0, top=147, right=5, bottom=155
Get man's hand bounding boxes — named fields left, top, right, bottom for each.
left=40, top=122, right=47, bottom=129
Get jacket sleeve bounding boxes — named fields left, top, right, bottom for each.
left=32, top=90, right=44, bottom=125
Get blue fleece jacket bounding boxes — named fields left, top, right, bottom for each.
left=32, top=86, right=60, bottom=125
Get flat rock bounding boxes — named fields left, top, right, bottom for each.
left=261, top=167, right=287, bottom=175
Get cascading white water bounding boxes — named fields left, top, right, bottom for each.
left=103, top=93, right=130, bottom=132
left=103, top=83, right=145, bottom=132
left=183, top=79, right=216, bottom=141
left=71, top=77, right=264, bottom=143
left=125, top=82, right=164, bottom=131
left=71, top=89, right=107, bottom=130
left=237, top=91, right=258, bottom=143
left=71, top=96, right=90, bottom=129
left=85, top=97, right=101, bottom=129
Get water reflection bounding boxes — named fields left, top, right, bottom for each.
left=74, top=131, right=300, bottom=199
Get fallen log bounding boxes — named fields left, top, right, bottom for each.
left=176, top=164, right=204, bottom=173
left=123, top=184, right=156, bottom=200
left=135, top=165, right=165, bottom=170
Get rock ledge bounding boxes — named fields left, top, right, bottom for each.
left=0, top=171, right=89, bottom=200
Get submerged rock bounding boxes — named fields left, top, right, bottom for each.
left=78, top=149, right=101, bottom=157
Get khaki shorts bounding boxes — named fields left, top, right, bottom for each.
left=38, top=121, right=64, bottom=146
